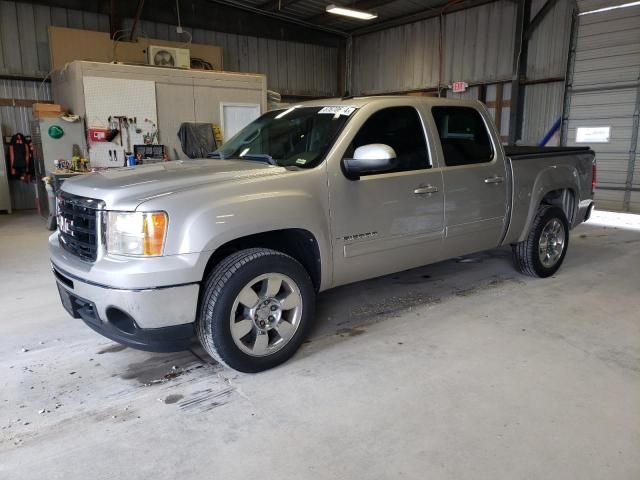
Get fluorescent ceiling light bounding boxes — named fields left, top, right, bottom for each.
left=326, top=4, right=378, bottom=20
left=579, top=0, right=640, bottom=15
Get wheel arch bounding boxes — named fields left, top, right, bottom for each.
left=517, top=185, right=578, bottom=243
left=201, top=228, right=323, bottom=293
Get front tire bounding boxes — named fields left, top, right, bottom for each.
left=512, top=205, right=569, bottom=278
left=197, top=248, right=315, bottom=373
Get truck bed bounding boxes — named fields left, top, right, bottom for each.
left=505, top=146, right=592, bottom=160
left=502, top=145, right=595, bottom=246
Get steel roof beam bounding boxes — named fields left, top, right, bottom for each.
left=349, top=0, right=499, bottom=35
left=524, top=0, right=560, bottom=40
left=258, top=0, right=305, bottom=12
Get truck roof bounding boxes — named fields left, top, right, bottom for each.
left=292, top=95, right=483, bottom=109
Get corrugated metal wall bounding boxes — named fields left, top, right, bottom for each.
left=527, top=0, right=574, bottom=80
left=442, top=1, right=517, bottom=85
left=521, top=0, right=575, bottom=146
left=351, top=17, right=441, bottom=95
left=0, top=0, right=338, bottom=136
left=125, top=18, right=338, bottom=97
left=351, top=0, right=575, bottom=146
left=564, top=3, right=640, bottom=212
left=0, top=80, right=51, bottom=137
left=0, top=0, right=577, bottom=146
left=352, top=1, right=518, bottom=95
left=0, top=2, right=111, bottom=77
left=351, top=0, right=573, bottom=92
left=522, top=81, right=565, bottom=144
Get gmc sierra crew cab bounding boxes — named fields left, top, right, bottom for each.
left=50, top=97, right=596, bottom=372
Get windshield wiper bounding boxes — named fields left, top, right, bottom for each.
left=239, top=154, right=277, bottom=166
left=208, top=151, right=276, bottom=166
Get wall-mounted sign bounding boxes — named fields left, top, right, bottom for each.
left=452, top=81, right=468, bottom=93
left=576, top=126, right=610, bottom=143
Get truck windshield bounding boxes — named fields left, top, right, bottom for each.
left=211, top=106, right=354, bottom=168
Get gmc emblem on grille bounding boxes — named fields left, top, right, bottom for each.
left=58, top=216, right=74, bottom=236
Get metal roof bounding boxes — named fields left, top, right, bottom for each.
left=226, top=0, right=458, bottom=34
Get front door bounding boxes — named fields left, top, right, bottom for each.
left=328, top=106, right=445, bottom=287
left=430, top=105, right=508, bottom=257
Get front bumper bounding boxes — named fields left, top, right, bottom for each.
left=53, top=264, right=198, bottom=352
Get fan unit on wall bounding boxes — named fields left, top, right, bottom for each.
left=147, top=46, right=191, bottom=69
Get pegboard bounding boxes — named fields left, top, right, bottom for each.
left=83, top=76, right=158, bottom=168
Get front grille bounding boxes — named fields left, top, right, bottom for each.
left=57, top=193, right=101, bottom=262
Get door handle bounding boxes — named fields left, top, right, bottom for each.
left=414, top=185, right=439, bottom=195
left=484, top=176, right=504, bottom=184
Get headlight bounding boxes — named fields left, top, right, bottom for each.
left=106, top=211, right=168, bottom=256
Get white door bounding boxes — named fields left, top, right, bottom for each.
left=221, top=103, right=261, bottom=142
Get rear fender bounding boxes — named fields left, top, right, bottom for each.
left=516, top=165, right=580, bottom=243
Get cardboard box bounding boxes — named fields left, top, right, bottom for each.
left=48, top=26, right=223, bottom=72
left=33, top=103, right=64, bottom=118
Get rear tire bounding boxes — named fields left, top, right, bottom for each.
left=512, top=205, right=569, bottom=278
left=197, top=248, right=315, bottom=373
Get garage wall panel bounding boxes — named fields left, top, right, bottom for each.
left=0, top=1, right=110, bottom=76
left=0, top=0, right=338, bottom=98
left=0, top=79, right=51, bottom=136
left=443, top=1, right=517, bottom=85
left=527, top=0, right=575, bottom=80
left=564, top=3, right=640, bottom=212
left=351, top=16, right=441, bottom=95
left=0, top=0, right=339, bottom=138
left=120, top=17, right=338, bottom=97
left=522, top=81, right=565, bottom=145
left=351, top=0, right=520, bottom=95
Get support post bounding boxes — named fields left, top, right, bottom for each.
left=508, top=0, right=531, bottom=145
left=109, top=0, right=122, bottom=39
left=129, top=0, right=146, bottom=41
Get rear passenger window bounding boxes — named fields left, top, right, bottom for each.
left=432, top=107, right=493, bottom=166
left=348, top=106, right=430, bottom=174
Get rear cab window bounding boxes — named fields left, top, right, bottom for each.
left=431, top=106, right=493, bottom=167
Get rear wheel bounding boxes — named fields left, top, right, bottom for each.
left=512, top=205, right=569, bottom=278
left=197, top=248, right=315, bottom=373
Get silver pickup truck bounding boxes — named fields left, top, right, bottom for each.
left=50, top=97, right=596, bottom=372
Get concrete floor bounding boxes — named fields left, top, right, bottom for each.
left=1, top=210, right=639, bottom=479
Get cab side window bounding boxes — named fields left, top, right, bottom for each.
left=432, top=106, right=493, bottom=166
left=349, top=106, right=430, bottom=175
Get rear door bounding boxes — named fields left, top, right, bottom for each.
left=328, top=105, right=444, bottom=287
left=429, top=105, right=508, bottom=257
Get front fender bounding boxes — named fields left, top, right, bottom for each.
left=138, top=171, right=333, bottom=289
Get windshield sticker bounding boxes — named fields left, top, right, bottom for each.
left=318, top=106, right=356, bottom=116
left=295, top=158, right=307, bottom=165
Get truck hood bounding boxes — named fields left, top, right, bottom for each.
left=61, top=159, right=288, bottom=210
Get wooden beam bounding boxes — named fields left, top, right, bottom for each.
left=485, top=99, right=511, bottom=108
left=494, top=83, right=504, bottom=133
left=0, top=98, right=53, bottom=107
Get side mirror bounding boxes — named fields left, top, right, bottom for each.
left=342, top=144, right=398, bottom=180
